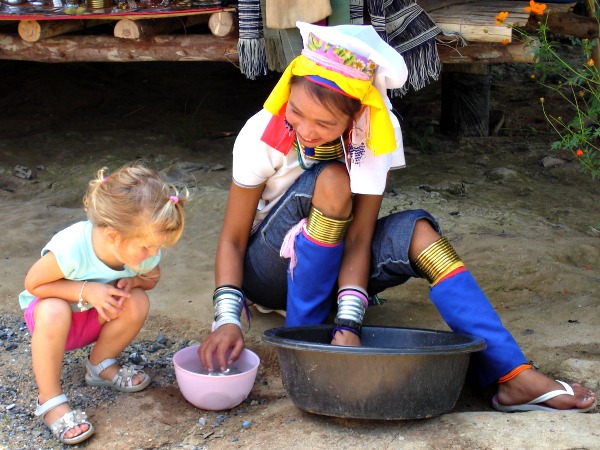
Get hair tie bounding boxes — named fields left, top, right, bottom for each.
left=100, top=177, right=108, bottom=184
left=169, top=195, right=179, bottom=204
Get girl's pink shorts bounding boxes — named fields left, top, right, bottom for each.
left=24, top=298, right=103, bottom=351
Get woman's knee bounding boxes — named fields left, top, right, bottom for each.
left=409, top=219, right=442, bottom=260
left=313, top=163, right=352, bottom=218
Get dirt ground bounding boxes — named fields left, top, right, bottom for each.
left=0, top=55, right=599, bottom=450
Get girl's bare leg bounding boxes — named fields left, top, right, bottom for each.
left=88, top=288, right=150, bottom=384
left=32, top=298, right=89, bottom=439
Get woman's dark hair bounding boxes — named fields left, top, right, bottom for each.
left=291, top=76, right=362, bottom=124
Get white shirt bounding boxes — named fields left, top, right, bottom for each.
left=232, top=108, right=406, bottom=226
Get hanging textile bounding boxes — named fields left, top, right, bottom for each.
left=238, top=0, right=268, bottom=80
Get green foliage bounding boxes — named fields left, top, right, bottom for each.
left=520, top=8, right=600, bottom=179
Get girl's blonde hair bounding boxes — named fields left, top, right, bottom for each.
left=83, top=163, right=187, bottom=247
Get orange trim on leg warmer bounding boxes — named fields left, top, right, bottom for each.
left=497, top=364, right=533, bottom=383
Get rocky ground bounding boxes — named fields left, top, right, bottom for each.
left=0, top=49, right=599, bottom=450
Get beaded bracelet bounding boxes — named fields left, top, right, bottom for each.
left=331, top=325, right=361, bottom=339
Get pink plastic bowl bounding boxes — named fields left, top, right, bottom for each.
left=172, top=344, right=260, bottom=410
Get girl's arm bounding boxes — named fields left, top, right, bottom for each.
left=338, top=193, right=383, bottom=288
left=24, top=251, right=130, bottom=322
left=215, top=182, right=265, bottom=287
left=132, top=265, right=161, bottom=291
left=332, top=193, right=382, bottom=346
left=24, top=251, right=84, bottom=302
left=200, top=181, right=264, bottom=371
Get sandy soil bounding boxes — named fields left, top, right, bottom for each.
left=0, top=57, right=599, bottom=450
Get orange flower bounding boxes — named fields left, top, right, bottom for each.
left=576, top=149, right=584, bottom=157
left=588, top=58, right=595, bottom=66
left=501, top=38, right=510, bottom=45
left=495, top=11, right=509, bottom=25
left=525, top=1, right=547, bottom=15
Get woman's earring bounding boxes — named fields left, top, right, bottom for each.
left=284, top=117, right=294, bottom=135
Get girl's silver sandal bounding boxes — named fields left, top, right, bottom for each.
left=34, top=394, right=94, bottom=445
left=85, top=357, right=151, bottom=393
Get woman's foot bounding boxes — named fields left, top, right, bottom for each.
left=495, top=368, right=596, bottom=411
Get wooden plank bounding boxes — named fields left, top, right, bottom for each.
left=437, top=40, right=537, bottom=64
left=435, top=23, right=512, bottom=42
left=428, top=0, right=577, bottom=43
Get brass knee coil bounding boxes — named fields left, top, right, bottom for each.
left=414, top=237, right=464, bottom=285
left=306, top=206, right=352, bottom=245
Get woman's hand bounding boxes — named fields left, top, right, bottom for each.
left=331, top=329, right=361, bottom=346
left=198, top=324, right=245, bottom=372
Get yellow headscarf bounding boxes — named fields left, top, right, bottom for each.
left=263, top=55, right=397, bottom=155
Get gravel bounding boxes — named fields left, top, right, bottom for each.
left=0, top=313, right=197, bottom=450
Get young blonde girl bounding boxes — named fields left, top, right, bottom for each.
left=19, top=163, right=187, bottom=445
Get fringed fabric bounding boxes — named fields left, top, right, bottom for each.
left=364, top=0, right=442, bottom=96
left=279, top=218, right=307, bottom=278
left=350, top=0, right=364, bottom=24
left=238, top=0, right=268, bottom=80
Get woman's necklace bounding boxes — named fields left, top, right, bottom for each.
left=294, top=137, right=345, bottom=170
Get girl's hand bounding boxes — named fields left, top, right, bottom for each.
left=198, top=324, right=245, bottom=372
left=84, top=281, right=130, bottom=322
left=116, top=276, right=134, bottom=294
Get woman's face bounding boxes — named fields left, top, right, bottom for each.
left=286, top=82, right=352, bottom=148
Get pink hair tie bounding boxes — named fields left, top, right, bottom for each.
left=100, top=177, right=108, bottom=184
left=169, top=195, right=179, bottom=204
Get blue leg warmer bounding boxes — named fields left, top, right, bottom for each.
left=285, top=231, right=343, bottom=327
left=430, top=270, right=527, bottom=386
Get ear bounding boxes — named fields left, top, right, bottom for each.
left=103, top=227, right=120, bottom=244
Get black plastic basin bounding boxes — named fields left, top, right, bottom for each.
left=262, top=325, right=486, bottom=420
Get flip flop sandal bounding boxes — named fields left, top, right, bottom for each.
left=85, top=357, right=151, bottom=393
left=34, top=394, right=94, bottom=445
left=492, top=380, right=598, bottom=413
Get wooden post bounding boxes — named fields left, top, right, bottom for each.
left=18, top=19, right=106, bottom=43
left=440, top=63, right=491, bottom=137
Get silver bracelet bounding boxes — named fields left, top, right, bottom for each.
left=336, top=289, right=367, bottom=325
left=77, top=281, right=90, bottom=310
left=213, top=286, right=244, bottom=331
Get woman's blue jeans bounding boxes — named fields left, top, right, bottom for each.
left=242, top=161, right=440, bottom=308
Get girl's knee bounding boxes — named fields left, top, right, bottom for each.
left=122, top=288, right=150, bottom=322
left=313, top=164, right=352, bottom=217
left=33, top=298, right=72, bottom=328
